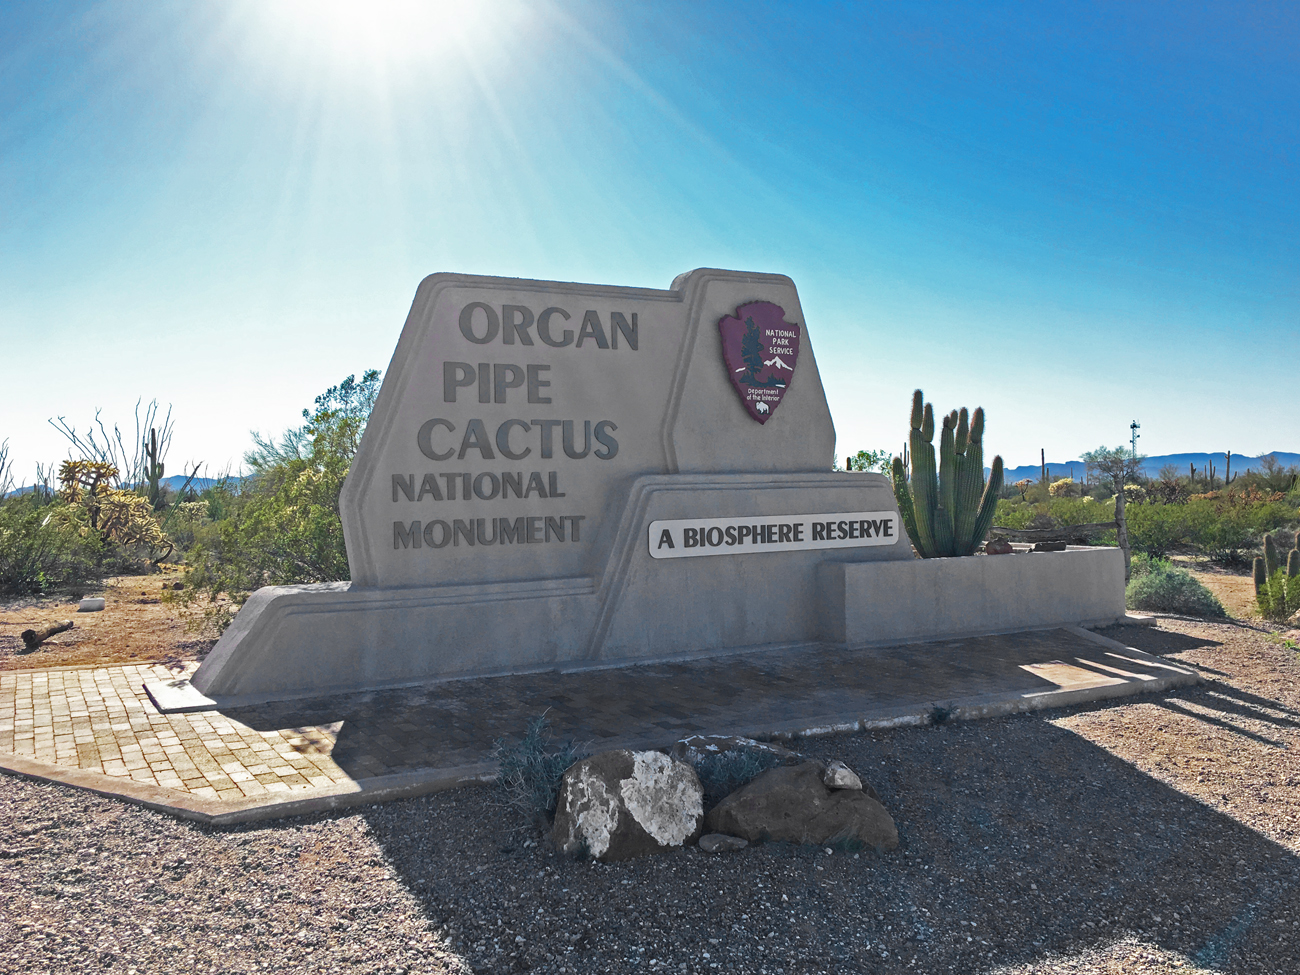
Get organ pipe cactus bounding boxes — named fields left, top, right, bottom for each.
left=1254, top=531, right=1300, bottom=620
left=891, top=390, right=1004, bottom=558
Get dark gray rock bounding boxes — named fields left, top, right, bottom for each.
left=698, top=833, right=749, bottom=853
left=702, top=761, right=898, bottom=850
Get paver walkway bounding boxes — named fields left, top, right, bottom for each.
left=0, top=626, right=1196, bottom=823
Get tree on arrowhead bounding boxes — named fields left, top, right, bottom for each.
left=740, top=317, right=765, bottom=383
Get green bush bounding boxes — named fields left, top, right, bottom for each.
left=1125, top=557, right=1226, bottom=618
left=993, top=497, right=1116, bottom=540
left=999, top=472, right=1299, bottom=562
left=0, top=496, right=103, bottom=597
left=181, top=370, right=380, bottom=630
left=842, top=449, right=892, bottom=473
left=1184, top=497, right=1294, bottom=559
left=1256, top=568, right=1298, bottom=622
left=160, top=500, right=210, bottom=554
left=1126, top=503, right=1190, bottom=558
left=993, top=498, right=1036, bottom=529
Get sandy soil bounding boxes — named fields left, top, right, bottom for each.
left=0, top=573, right=215, bottom=671
left=1173, top=558, right=1261, bottom=619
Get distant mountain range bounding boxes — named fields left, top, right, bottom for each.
left=157, top=474, right=240, bottom=492
left=8, top=454, right=1298, bottom=499
left=1002, top=452, right=1300, bottom=483
left=5, top=472, right=240, bottom=498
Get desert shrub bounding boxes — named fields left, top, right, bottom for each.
left=691, top=748, right=786, bottom=805
left=1047, top=496, right=1114, bottom=526
left=1126, top=503, right=1190, bottom=557
left=1255, top=569, right=1299, bottom=622
left=0, top=496, right=103, bottom=597
left=181, top=370, right=380, bottom=630
left=993, top=499, right=1036, bottom=530
left=1023, top=481, right=1050, bottom=504
left=493, top=715, right=582, bottom=822
left=1128, top=552, right=1155, bottom=578
left=1191, top=496, right=1292, bottom=543
left=842, top=449, right=892, bottom=473
left=161, top=500, right=211, bottom=554
left=993, top=497, right=1115, bottom=539
left=1126, top=558, right=1226, bottom=618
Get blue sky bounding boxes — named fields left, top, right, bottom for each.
left=1, top=1, right=1296, bottom=484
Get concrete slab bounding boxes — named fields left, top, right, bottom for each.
left=143, top=675, right=221, bottom=713
left=0, top=626, right=1197, bottom=825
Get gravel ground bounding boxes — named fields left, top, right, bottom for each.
left=3, top=617, right=1300, bottom=974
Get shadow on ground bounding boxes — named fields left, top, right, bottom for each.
left=357, top=705, right=1300, bottom=975
left=1096, top=624, right=1225, bottom=656
left=219, top=627, right=1163, bottom=790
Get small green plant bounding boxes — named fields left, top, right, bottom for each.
left=492, top=714, right=582, bottom=823
left=891, top=390, right=1004, bottom=558
left=1253, top=531, right=1300, bottom=622
left=691, top=748, right=785, bottom=805
left=929, top=704, right=955, bottom=726
left=1126, top=558, right=1226, bottom=618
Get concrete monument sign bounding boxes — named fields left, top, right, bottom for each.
left=145, top=267, right=1131, bottom=713
left=147, top=267, right=915, bottom=708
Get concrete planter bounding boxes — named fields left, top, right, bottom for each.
left=819, top=547, right=1126, bottom=646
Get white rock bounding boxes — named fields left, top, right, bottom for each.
left=552, top=750, right=703, bottom=861
left=620, top=751, right=702, bottom=849
left=823, top=759, right=863, bottom=791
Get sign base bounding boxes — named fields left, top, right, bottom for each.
left=176, top=473, right=911, bottom=705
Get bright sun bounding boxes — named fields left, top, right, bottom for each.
left=267, top=0, right=491, bottom=72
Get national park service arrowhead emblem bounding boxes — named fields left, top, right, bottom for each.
left=718, top=301, right=800, bottom=424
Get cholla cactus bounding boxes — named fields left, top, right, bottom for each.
left=96, top=491, right=167, bottom=550
left=1048, top=477, right=1078, bottom=498
left=58, top=460, right=118, bottom=504
left=58, top=459, right=168, bottom=557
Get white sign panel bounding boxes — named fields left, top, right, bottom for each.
left=648, top=511, right=900, bottom=560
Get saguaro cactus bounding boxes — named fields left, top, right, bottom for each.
left=144, top=427, right=165, bottom=509
left=891, top=390, right=1004, bottom=558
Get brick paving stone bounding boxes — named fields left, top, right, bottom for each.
left=0, top=628, right=1188, bottom=812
